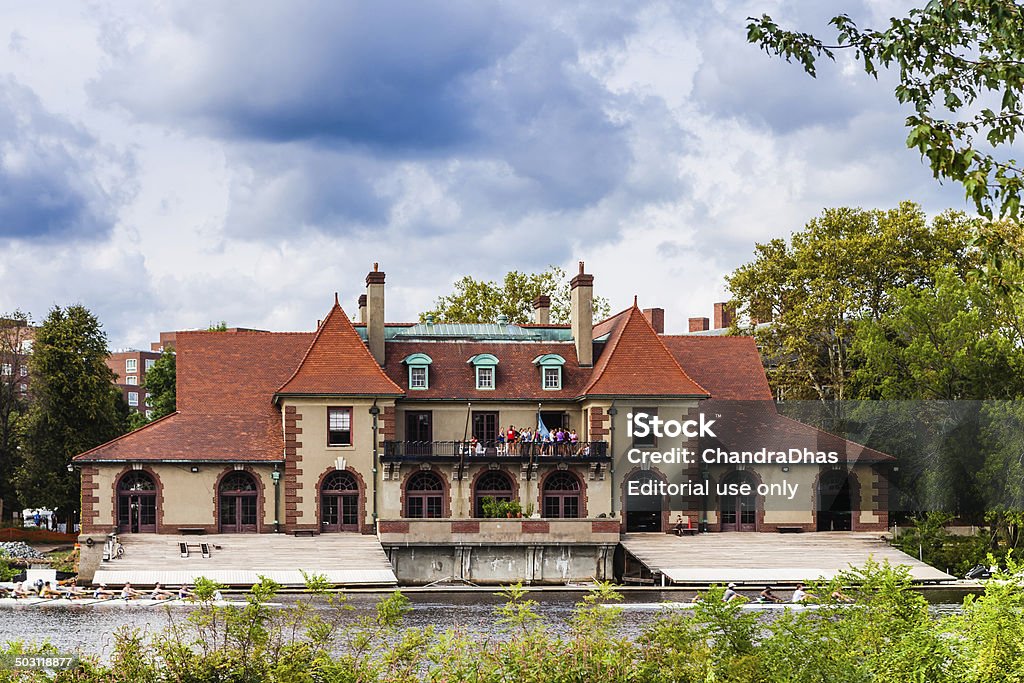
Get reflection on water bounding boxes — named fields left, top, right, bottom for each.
left=0, top=590, right=969, bottom=662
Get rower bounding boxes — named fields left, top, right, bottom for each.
left=39, top=582, right=62, bottom=598
left=150, top=582, right=175, bottom=600
left=93, top=583, right=116, bottom=599
left=120, top=582, right=144, bottom=600
left=759, top=586, right=783, bottom=604
left=722, top=582, right=742, bottom=602
left=791, top=583, right=815, bottom=603
left=12, top=583, right=32, bottom=599
left=177, top=585, right=195, bottom=600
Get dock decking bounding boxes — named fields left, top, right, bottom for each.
left=92, top=533, right=398, bottom=587
left=620, top=532, right=955, bottom=584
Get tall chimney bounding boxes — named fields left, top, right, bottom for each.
left=358, top=294, right=367, bottom=324
left=713, top=302, right=735, bottom=330
left=570, top=261, right=593, bottom=366
left=642, top=308, right=664, bottom=334
left=365, top=263, right=385, bottom=365
left=533, top=295, right=551, bottom=325
left=688, top=317, right=709, bottom=333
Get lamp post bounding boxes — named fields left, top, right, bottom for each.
left=272, top=467, right=281, bottom=533
left=369, top=404, right=380, bottom=530
left=608, top=405, right=617, bottom=517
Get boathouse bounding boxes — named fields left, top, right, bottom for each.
left=73, top=263, right=893, bottom=585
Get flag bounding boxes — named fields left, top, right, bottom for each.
left=537, top=415, right=550, bottom=439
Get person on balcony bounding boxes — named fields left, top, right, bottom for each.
left=569, top=429, right=580, bottom=454
left=506, top=425, right=519, bottom=455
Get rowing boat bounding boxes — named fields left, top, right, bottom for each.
left=0, top=597, right=283, bottom=608
left=613, top=601, right=854, bottom=611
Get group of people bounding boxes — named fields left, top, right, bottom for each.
left=466, top=426, right=588, bottom=456
left=702, top=582, right=853, bottom=604
left=1, top=579, right=221, bottom=602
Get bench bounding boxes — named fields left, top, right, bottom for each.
left=676, top=528, right=698, bottom=536
left=777, top=526, right=804, bottom=534
left=293, top=529, right=319, bottom=537
left=179, top=528, right=207, bottom=535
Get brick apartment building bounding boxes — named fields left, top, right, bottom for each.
left=106, top=350, right=164, bottom=418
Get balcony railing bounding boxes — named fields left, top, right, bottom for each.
left=381, top=440, right=609, bottom=461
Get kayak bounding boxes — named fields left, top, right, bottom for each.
left=0, top=597, right=283, bottom=608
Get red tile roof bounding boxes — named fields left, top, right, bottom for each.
left=583, top=306, right=708, bottom=397
left=382, top=341, right=586, bottom=400
left=660, top=335, right=773, bottom=401
left=277, top=302, right=403, bottom=397
left=76, top=330, right=314, bottom=462
left=707, top=401, right=894, bottom=463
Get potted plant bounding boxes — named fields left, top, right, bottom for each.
left=481, top=496, right=501, bottom=518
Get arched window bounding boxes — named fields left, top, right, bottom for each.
left=321, top=470, right=360, bottom=532
left=219, top=471, right=259, bottom=532
left=719, top=471, right=757, bottom=532
left=117, top=471, right=157, bottom=533
left=405, top=471, right=444, bottom=518
left=543, top=471, right=581, bottom=518
left=474, top=470, right=514, bottom=517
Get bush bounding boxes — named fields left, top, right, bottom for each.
left=2, top=563, right=1023, bottom=682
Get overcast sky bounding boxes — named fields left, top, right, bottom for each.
left=0, top=1, right=967, bottom=349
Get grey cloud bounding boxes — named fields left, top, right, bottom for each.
left=0, top=77, right=118, bottom=240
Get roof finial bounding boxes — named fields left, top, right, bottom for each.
left=373, top=262, right=379, bottom=272
left=334, top=292, right=339, bottom=306
left=578, top=260, right=585, bottom=274
left=633, top=295, right=638, bottom=307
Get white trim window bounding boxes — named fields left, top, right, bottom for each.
left=126, top=375, right=138, bottom=385
left=128, top=391, right=139, bottom=407
left=410, top=366, right=428, bottom=389
left=125, top=358, right=138, bottom=373
left=1, top=364, right=10, bottom=377
left=533, top=353, right=566, bottom=391
left=468, top=353, right=499, bottom=391
left=145, top=358, right=156, bottom=371
left=544, top=366, right=561, bottom=390
left=20, top=366, right=27, bottom=377
left=328, top=407, right=353, bottom=447
left=476, top=366, right=494, bottom=390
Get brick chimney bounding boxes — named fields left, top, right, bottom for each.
left=570, top=261, right=594, bottom=367
left=688, top=317, right=709, bottom=333
left=533, top=295, right=551, bottom=325
left=642, top=308, right=664, bottom=334
left=358, top=294, right=367, bottom=324
left=365, top=264, right=385, bottom=365
left=713, top=302, right=734, bottom=330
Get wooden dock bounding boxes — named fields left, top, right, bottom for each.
left=92, top=533, right=398, bottom=587
left=620, top=532, right=955, bottom=585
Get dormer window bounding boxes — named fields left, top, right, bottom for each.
left=468, top=354, right=499, bottom=391
left=533, top=353, right=566, bottom=391
left=402, top=353, right=433, bottom=390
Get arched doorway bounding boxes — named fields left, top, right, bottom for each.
left=405, top=471, right=445, bottom=518
left=219, top=471, right=259, bottom=533
left=719, top=470, right=757, bottom=532
left=817, top=469, right=854, bottom=531
left=321, top=470, right=360, bottom=532
left=542, top=471, right=581, bottom=518
left=117, top=471, right=157, bottom=533
left=474, top=470, right=514, bottom=517
left=625, top=470, right=665, bottom=532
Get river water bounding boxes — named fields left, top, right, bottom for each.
left=0, top=590, right=970, bottom=662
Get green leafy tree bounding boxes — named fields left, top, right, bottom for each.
left=851, top=268, right=1024, bottom=400
left=748, top=1, right=1024, bottom=220
left=0, top=313, right=33, bottom=515
left=14, top=305, right=127, bottom=524
left=143, top=349, right=176, bottom=421
left=422, top=266, right=611, bottom=324
left=727, top=202, right=975, bottom=402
